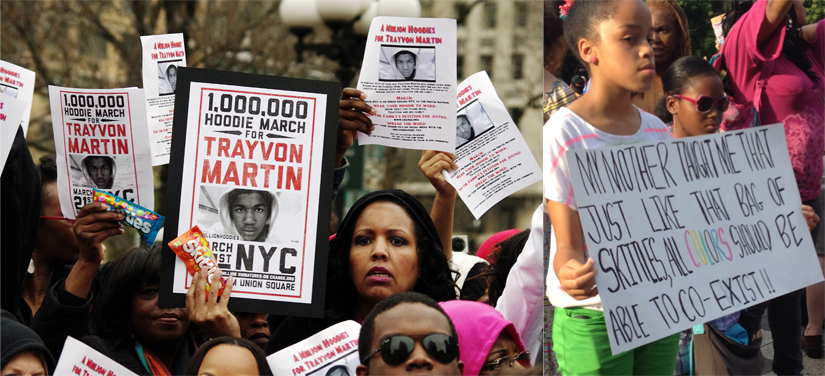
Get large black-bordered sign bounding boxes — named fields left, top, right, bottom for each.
left=160, top=68, right=339, bottom=317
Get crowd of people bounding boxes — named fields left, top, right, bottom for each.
left=1, top=0, right=822, bottom=375
left=545, top=0, right=823, bottom=375
left=1, top=81, right=544, bottom=375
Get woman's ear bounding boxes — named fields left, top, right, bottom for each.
left=666, top=95, right=679, bottom=115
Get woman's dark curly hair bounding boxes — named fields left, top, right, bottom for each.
left=723, top=0, right=817, bottom=84
left=88, top=244, right=182, bottom=342
left=324, top=190, right=457, bottom=318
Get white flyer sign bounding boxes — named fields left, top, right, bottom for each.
left=567, top=126, right=824, bottom=354
left=141, top=33, right=186, bottom=165
left=267, top=320, right=361, bottom=376
left=0, top=60, right=36, bottom=135
left=443, top=71, right=541, bottom=219
left=1, top=93, right=27, bottom=172
left=54, top=337, right=139, bottom=376
left=49, top=86, right=155, bottom=219
left=356, top=16, right=457, bottom=152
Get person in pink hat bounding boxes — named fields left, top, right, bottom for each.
left=440, top=300, right=530, bottom=375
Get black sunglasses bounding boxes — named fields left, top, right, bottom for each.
left=362, top=333, right=459, bottom=366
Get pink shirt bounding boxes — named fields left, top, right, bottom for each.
left=722, top=0, right=825, bottom=201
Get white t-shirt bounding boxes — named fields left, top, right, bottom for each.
left=543, top=106, right=672, bottom=310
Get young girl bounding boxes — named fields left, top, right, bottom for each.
left=543, top=0, right=679, bottom=374
left=655, top=55, right=729, bottom=138
left=656, top=56, right=820, bottom=375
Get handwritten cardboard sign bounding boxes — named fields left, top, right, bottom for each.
left=267, top=320, right=361, bottom=376
left=567, top=126, right=824, bottom=354
left=54, top=337, right=138, bottom=376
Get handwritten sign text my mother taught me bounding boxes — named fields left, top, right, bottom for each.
left=567, top=126, right=824, bottom=355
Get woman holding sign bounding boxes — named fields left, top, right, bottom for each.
left=268, top=190, right=458, bottom=353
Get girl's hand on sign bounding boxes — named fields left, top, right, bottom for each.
left=186, top=269, right=240, bottom=338
left=802, top=204, right=820, bottom=231
left=336, top=88, right=375, bottom=166
left=559, top=258, right=598, bottom=300
left=418, top=150, right=458, bottom=197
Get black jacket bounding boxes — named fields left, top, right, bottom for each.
left=81, top=335, right=194, bottom=376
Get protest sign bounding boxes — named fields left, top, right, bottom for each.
left=1, top=94, right=27, bottom=173
left=267, top=320, right=361, bottom=376
left=443, top=71, right=541, bottom=219
left=54, top=337, right=138, bottom=376
left=141, top=33, right=186, bottom=165
left=49, top=86, right=155, bottom=219
left=0, top=60, right=36, bottom=135
left=159, top=68, right=339, bottom=317
left=711, top=14, right=726, bottom=46
left=356, top=16, right=457, bottom=152
left=567, top=126, right=824, bottom=354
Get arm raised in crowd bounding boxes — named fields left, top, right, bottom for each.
left=758, top=0, right=803, bottom=46
left=65, top=203, right=124, bottom=299
left=31, top=202, right=123, bottom=359
left=419, top=150, right=458, bottom=260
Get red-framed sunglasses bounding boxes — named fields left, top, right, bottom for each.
left=40, top=216, right=74, bottom=223
left=672, top=94, right=730, bottom=113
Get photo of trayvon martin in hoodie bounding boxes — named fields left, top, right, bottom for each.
left=211, top=188, right=279, bottom=242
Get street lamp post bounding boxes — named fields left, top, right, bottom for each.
left=279, top=0, right=420, bottom=85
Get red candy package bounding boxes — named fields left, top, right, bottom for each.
left=168, top=226, right=227, bottom=296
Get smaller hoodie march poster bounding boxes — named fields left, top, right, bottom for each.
left=160, top=68, right=339, bottom=317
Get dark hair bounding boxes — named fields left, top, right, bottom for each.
left=393, top=51, right=417, bottom=65
left=563, top=0, right=622, bottom=67
left=723, top=0, right=816, bottom=84
left=544, top=0, right=566, bottom=71
left=37, top=155, right=58, bottom=212
left=186, top=336, right=272, bottom=376
left=646, top=0, right=691, bottom=64
left=654, top=56, right=721, bottom=123
left=226, top=189, right=275, bottom=218
left=167, top=64, right=177, bottom=75
left=85, top=155, right=113, bottom=168
left=358, top=292, right=457, bottom=364
left=325, top=191, right=457, bottom=319
left=484, top=229, right=530, bottom=307
left=89, top=244, right=165, bottom=340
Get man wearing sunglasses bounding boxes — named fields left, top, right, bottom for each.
left=357, top=292, right=464, bottom=376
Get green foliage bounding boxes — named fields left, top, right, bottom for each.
left=806, top=0, right=825, bottom=23
left=677, top=0, right=728, bottom=60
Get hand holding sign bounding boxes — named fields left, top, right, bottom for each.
left=419, top=150, right=458, bottom=196
left=337, top=88, right=376, bottom=164
left=186, top=269, right=240, bottom=338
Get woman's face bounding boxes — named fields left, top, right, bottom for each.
left=480, top=332, right=524, bottom=376
left=130, top=282, right=189, bottom=346
left=669, top=74, right=725, bottom=138
left=457, top=117, right=473, bottom=140
left=197, top=344, right=260, bottom=376
left=1, top=350, right=47, bottom=376
left=349, top=201, right=419, bottom=306
left=650, top=8, right=680, bottom=69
